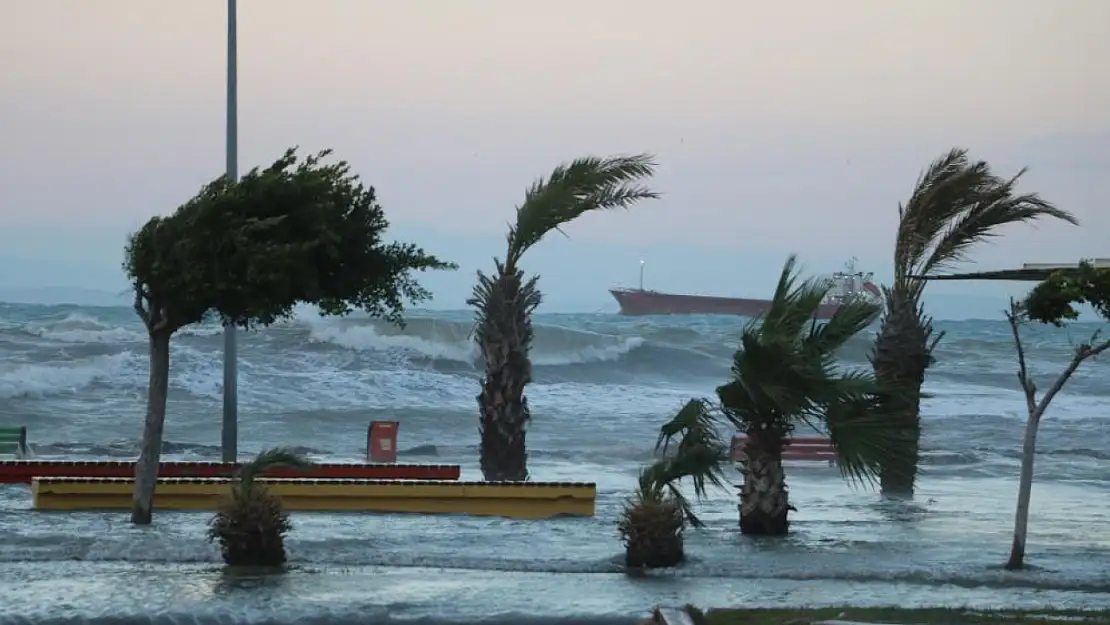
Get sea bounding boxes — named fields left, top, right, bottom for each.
left=0, top=301, right=1108, bottom=625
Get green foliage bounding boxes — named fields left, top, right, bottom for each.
left=235, top=447, right=316, bottom=492
left=501, top=154, right=659, bottom=269
left=876, top=146, right=1078, bottom=375
left=619, top=399, right=729, bottom=569
left=208, top=448, right=315, bottom=567
left=716, top=255, right=904, bottom=486
left=1023, top=262, right=1110, bottom=326
left=124, top=148, right=456, bottom=335
left=651, top=398, right=731, bottom=526
left=893, top=148, right=1076, bottom=283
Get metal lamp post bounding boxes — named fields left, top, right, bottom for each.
left=221, top=0, right=239, bottom=463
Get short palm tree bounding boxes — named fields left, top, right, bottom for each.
left=619, top=399, right=730, bottom=569
left=710, top=255, right=904, bottom=535
left=208, top=448, right=315, bottom=567
left=468, top=154, right=659, bottom=481
left=871, top=148, right=1077, bottom=496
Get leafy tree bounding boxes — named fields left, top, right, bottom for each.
left=678, top=256, right=907, bottom=535
left=619, top=399, right=730, bottom=569
left=1003, top=262, right=1110, bottom=570
left=208, top=447, right=315, bottom=567
left=124, top=148, right=455, bottom=524
left=468, top=154, right=658, bottom=481
left=870, top=148, right=1077, bottom=496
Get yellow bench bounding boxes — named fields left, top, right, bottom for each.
left=32, top=477, right=597, bottom=519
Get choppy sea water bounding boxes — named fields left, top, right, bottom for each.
left=0, top=302, right=1108, bottom=625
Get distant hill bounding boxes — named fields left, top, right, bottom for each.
left=0, top=287, right=131, bottom=307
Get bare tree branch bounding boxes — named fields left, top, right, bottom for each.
left=1008, top=298, right=1110, bottom=421
left=1005, top=299, right=1037, bottom=416
left=1035, top=337, right=1110, bottom=420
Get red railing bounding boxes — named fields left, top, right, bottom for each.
left=0, top=460, right=461, bottom=484
left=731, top=434, right=836, bottom=465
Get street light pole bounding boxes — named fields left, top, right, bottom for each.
left=221, top=0, right=239, bottom=463
left=639, top=260, right=645, bottom=291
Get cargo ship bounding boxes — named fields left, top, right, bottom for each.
left=609, top=258, right=882, bottom=319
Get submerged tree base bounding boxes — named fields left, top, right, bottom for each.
left=620, top=496, right=686, bottom=569
left=209, top=485, right=292, bottom=567
left=738, top=506, right=789, bottom=536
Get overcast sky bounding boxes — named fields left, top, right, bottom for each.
left=1, top=0, right=1106, bottom=316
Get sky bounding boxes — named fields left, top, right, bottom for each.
left=0, top=0, right=1107, bottom=318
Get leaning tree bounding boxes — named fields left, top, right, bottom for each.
left=468, top=154, right=659, bottom=481
left=1003, top=262, right=1110, bottom=570
left=870, top=148, right=1077, bottom=496
left=124, top=148, right=454, bottom=524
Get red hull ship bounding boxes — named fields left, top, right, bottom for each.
left=610, top=259, right=881, bottom=320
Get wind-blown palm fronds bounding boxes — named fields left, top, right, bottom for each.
left=469, top=154, right=659, bottom=482
left=714, top=255, right=902, bottom=534
left=208, top=447, right=315, bottom=566
left=619, top=399, right=730, bottom=569
left=872, top=148, right=1078, bottom=496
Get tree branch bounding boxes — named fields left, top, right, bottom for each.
left=133, top=284, right=151, bottom=327
left=1034, top=336, right=1110, bottom=419
left=1005, top=299, right=1037, bottom=417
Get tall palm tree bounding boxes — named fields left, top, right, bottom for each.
left=871, top=148, right=1078, bottom=496
left=706, top=255, right=904, bottom=535
left=619, top=399, right=730, bottom=569
left=468, top=154, right=659, bottom=481
left=208, top=447, right=315, bottom=567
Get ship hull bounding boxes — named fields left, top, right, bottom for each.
left=609, top=289, right=841, bottom=320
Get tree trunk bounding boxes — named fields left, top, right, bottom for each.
left=621, top=497, right=684, bottom=569
left=477, top=377, right=529, bottom=482
left=878, top=412, right=920, bottom=497
left=871, top=294, right=931, bottom=498
left=738, top=436, right=790, bottom=535
left=131, top=330, right=171, bottom=525
left=1005, top=413, right=1040, bottom=570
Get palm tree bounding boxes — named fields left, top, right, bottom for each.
left=468, top=154, right=659, bottom=481
left=708, top=255, right=905, bottom=535
left=208, top=448, right=315, bottom=567
left=871, top=148, right=1078, bottom=496
left=619, top=399, right=730, bottom=569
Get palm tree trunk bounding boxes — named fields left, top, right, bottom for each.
left=872, top=296, right=929, bottom=497
left=477, top=377, right=530, bottom=482
left=132, top=330, right=171, bottom=524
left=738, top=433, right=789, bottom=535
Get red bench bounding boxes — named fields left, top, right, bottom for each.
left=731, top=434, right=836, bottom=465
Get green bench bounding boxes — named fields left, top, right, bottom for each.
left=0, top=426, right=28, bottom=458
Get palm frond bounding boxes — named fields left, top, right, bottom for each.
left=657, top=398, right=723, bottom=456
left=714, top=255, right=911, bottom=489
left=811, top=382, right=912, bottom=487
left=803, top=297, right=880, bottom=356
left=895, top=148, right=983, bottom=278
left=639, top=399, right=731, bottom=527
left=504, top=154, right=659, bottom=267
left=236, top=447, right=315, bottom=490
left=760, top=255, right=830, bottom=342
left=924, top=171, right=1077, bottom=275
left=895, top=148, right=1077, bottom=282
